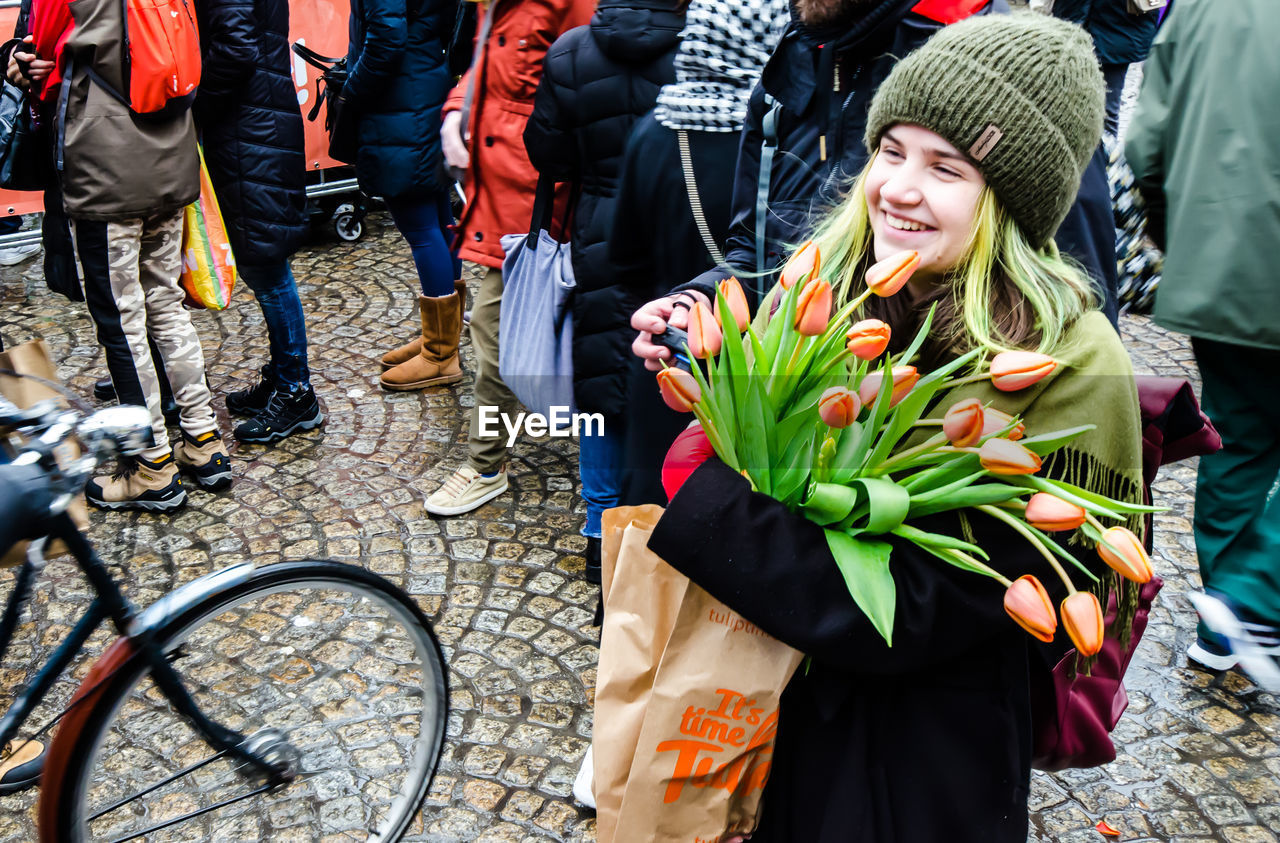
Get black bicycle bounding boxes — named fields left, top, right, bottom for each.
left=0, top=390, right=448, bottom=841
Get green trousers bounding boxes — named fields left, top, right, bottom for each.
left=1192, top=337, right=1280, bottom=623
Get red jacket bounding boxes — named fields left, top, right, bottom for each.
left=445, top=0, right=595, bottom=268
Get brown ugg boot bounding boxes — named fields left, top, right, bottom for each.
left=381, top=280, right=466, bottom=370
left=379, top=290, right=464, bottom=391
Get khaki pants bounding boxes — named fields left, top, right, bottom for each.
left=466, top=266, right=522, bottom=474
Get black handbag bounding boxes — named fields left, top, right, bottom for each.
left=0, top=38, right=46, bottom=192
left=292, top=42, right=359, bottom=165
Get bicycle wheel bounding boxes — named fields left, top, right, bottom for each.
left=40, top=560, right=448, bottom=842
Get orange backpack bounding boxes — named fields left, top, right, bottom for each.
left=86, top=0, right=202, bottom=117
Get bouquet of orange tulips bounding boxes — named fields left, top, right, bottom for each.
left=655, top=243, right=1159, bottom=655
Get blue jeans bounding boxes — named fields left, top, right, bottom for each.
left=385, top=193, right=460, bottom=298
left=579, top=422, right=624, bottom=538
left=239, top=260, right=310, bottom=390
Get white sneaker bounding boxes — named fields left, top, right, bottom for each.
left=424, top=466, right=508, bottom=516
left=0, top=243, right=40, bottom=266
left=572, top=745, right=596, bottom=809
left=1189, top=592, right=1280, bottom=691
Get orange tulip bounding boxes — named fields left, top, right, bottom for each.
left=845, top=319, right=891, bottom=360
left=942, top=398, right=985, bottom=448
left=1024, top=493, right=1087, bottom=532
left=864, top=250, right=920, bottom=297
left=657, top=367, right=701, bottom=413
left=979, top=438, right=1042, bottom=475
left=687, top=302, right=722, bottom=359
left=780, top=240, right=821, bottom=289
left=989, top=351, right=1057, bottom=392
left=1096, top=526, right=1153, bottom=583
left=857, top=365, right=919, bottom=409
left=1061, top=591, right=1104, bottom=657
left=794, top=279, right=833, bottom=336
left=818, top=387, right=861, bottom=428
left=981, top=408, right=1025, bottom=441
left=715, top=277, right=750, bottom=333
left=1004, top=575, right=1057, bottom=643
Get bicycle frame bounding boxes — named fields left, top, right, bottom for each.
left=0, top=512, right=280, bottom=780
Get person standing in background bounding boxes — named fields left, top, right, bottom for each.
left=1051, top=0, right=1161, bottom=136
left=195, top=0, right=325, bottom=443
left=609, top=0, right=789, bottom=507
left=348, top=0, right=466, bottom=392
left=1126, top=0, right=1280, bottom=689
left=522, top=0, right=685, bottom=580
left=424, top=0, right=595, bottom=517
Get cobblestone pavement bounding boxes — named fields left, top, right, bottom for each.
left=2, top=214, right=1278, bottom=842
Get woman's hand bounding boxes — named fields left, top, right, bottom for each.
left=631, top=290, right=711, bottom=371
left=7, top=37, right=52, bottom=89
left=441, top=110, right=470, bottom=172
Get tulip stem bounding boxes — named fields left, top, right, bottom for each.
left=1083, top=511, right=1109, bottom=533
left=936, top=546, right=1012, bottom=588
left=945, top=371, right=994, bottom=388
left=873, top=432, right=948, bottom=474
left=912, top=419, right=945, bottom=427
left=847, top=287, right=874, bottom=313
left=978, top=504, right=1078, bottom=595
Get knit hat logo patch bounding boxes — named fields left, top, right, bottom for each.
left=968, top=124, right=1003, bottom=162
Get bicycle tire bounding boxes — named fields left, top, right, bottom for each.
left=39, top=559, right=448, bottom=842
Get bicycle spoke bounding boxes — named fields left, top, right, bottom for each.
left=88, top=748, right=230, bottom=821
left=104, top=782, right=274, bottom=843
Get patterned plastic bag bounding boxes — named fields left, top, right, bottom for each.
left=179, top=147, right=237, bottom=310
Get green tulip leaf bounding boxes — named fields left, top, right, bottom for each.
left=853, top=477, right=911, bottom=534
left=803, top=482, right=861, bottom=526
left=1015, top=425, right=1096, bottom=456
left=907, top=483, right=1026, bottom=519
left=892, top=523, right=989, bottom=559
left=825, top=529, right=896, bottom=646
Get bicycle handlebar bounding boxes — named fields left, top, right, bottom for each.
left=0, top=461, right=58, bottom=558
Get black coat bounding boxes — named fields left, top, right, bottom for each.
left=194, top=0, right=308, bottom=266
left=346, top=0, right=453, bottom=200
left=1053, top=0, right=1160, bottom=65
left=524, top=0, right=683, bottom=417
left=675, top=0, right=1120, bottom=325
left=649, top=459, right=1096, bottom=842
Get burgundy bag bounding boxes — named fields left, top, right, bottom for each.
left=1030, top=376, right=1219, bottom=770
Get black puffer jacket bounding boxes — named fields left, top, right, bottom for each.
left=1052, top=0, right=1159, bottom=65
left=524, top=0, right=683, bottom=417
left=346, top=0, right=453, bottom=200
left=194, top=0, right=308, bottom=266
left=675, top=0, right=1120, bottom=324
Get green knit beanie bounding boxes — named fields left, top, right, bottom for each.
left=864, top=13, right=1105, bottom=247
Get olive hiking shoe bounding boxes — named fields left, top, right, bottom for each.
left=85, top=451, right=186, bottom=512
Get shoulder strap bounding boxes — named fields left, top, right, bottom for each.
left=755, top=94, right=782, bottom=294
left=677, top=129, right=724, bottom=267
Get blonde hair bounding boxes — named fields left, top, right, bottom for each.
left=806, top=154, right=1098, bottom=364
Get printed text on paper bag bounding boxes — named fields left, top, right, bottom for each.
left=655, top=688, right=780, bottom=804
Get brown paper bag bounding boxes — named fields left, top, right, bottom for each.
left=595, top=505, right=691, bottom=843
left=613, top=578, right=804, bottom=842
left=1, top=339, right=89, bottom=567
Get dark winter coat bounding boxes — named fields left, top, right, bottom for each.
left=675, top=0, right=1120, bottom=324
left=1053, top=0, right=1160, bottom=66
left=346, top=0, right=453, bottom=200
left=649, top=457, right=1099, bottom=841
left=194, top=0, right=308, bottom=266
left=524, top=0, right=683, bottom=416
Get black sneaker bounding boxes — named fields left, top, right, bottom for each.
left=584, top=536, right=602, bottom=585
left=226, top=365, right=276, bottom=417
left=234, top=385, right=324, bottom=444
left=1189, top=591, right=1280, bottom=691
left=93, top=377, right=179, bottom=425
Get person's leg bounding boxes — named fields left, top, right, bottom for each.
left=385, top=195, right=457, bottom=298
left=435, top=190, right=463, bottom=281
left=424, top=265, right=517, bottom=515
left=1192, top=338, right=1280, bottom=620
left=578, top=417, right=624, bottom=538
left=238, top=260, right=311, bottom=390
left=1100, top=63, right=1128, bottom=137
left=74, top=217, right=186, bottom=511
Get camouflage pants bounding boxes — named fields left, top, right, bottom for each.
left=74, top=211, right=217, bottom=456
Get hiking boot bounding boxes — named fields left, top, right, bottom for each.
left=0, top=739, right=44, bottom=795
left=85, top=452, right=186, bottom=512
left=226, top=365, right=275, bottom=417
left=380, top=289, right=464, bottom=391
left=93, top=377, right=179, bottom=425
left=381, top=280, right=466, bottom=371
left=233, top=384, right=324, bottom=445
left=174, top=429, right=232, bottom=491
left=424, top=466, right=508, bottom=516
left=1189, top=591, right=1280, bottom=691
